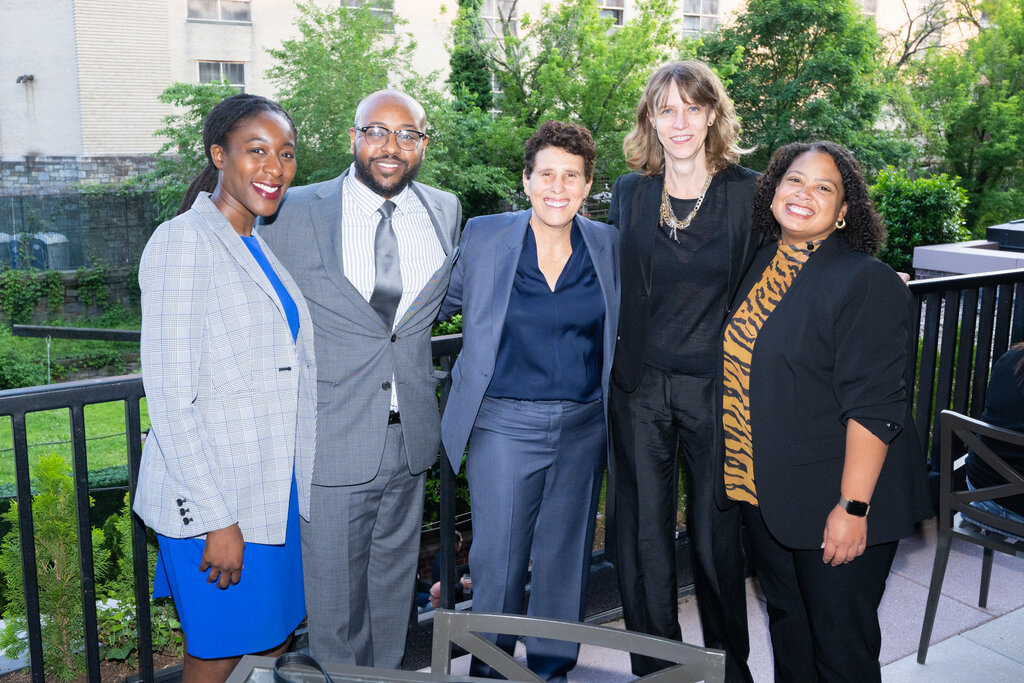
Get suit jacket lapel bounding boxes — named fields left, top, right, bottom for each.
left=193, top=195, right=287, bottom=322
left=411, top=181, right=454, bottom=256
left=491, top=211, right=531, bottom=344
left=633, top=175, right=662, bottom=295
left=578, top=216, right=617, bottom=365
left=311, top=170, right=392, bottom=328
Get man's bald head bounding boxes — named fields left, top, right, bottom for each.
left=353, top=90, right=427, bottom=131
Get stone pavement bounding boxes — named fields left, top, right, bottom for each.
left=434, top=517, right=1024, bottom=682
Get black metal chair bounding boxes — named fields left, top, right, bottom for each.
left=430, top=609, right=725, bottom=682
left=917, top=410, right=1024, bottom=664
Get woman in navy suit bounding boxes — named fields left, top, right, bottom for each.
left=722, top=141, right=930, bottom=681
left=440, top=121, right=619, bottom=682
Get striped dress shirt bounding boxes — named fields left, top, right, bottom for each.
left=342, top=166, right=445, bottom=409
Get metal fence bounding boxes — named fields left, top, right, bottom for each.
left=0, top=192, right=159, bottom=270
left=1, top=267, right=1023, bottom=680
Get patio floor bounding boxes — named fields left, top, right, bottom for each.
left=432, top=517, right=1024, bottom=682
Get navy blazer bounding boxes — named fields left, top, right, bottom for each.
left=439, top=210, right=620, bottom=473
left=733, top=234, right=931, bottom=549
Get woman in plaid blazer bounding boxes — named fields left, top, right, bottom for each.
left=133, top=94, right=316, bottom=683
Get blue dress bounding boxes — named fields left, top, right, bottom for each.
left=152, top=235, right=304, bottom=659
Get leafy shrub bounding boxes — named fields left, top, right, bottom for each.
left=75, top=265, right=109, bottom=310
left=0, top=455, right=110, bottom=682
left=871, top=167, right=970, bottom=274
left=0, top=269, right=43, bottom=325
left=98, top=494, right=182, bottom=664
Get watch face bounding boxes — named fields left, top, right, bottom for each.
left=844, top=499, right=870, bottom=517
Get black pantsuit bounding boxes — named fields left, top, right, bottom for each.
left=607, top=166, right=762, bottom=683
left=610, top=368, right=749, bottom=679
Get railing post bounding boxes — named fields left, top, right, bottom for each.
left=125, top=395, right=155, bottom=682
left=69, top=404, right=101, bottom=681
left=437, top=352, right=458, bottom=610
left=11, top=412, right=45, bottom=683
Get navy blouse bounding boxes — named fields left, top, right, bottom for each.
left=485, top=222, right=604, bottom=402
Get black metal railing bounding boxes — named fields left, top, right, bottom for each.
left=2, top=266, right=1024, bottom=680
left=907, top=269, right=1024, bottom=472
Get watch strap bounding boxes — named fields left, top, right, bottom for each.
left=838, top=496, right=870, bottom=517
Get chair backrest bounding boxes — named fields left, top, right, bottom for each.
left=430, top=610, right=725, bottom=683
left=940, top=410, right=1024, bottom=553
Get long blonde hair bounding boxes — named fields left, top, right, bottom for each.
left=623, top=61, right=749, bottom=176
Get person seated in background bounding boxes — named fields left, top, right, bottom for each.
left=965, top=342, right=1024, bottom=524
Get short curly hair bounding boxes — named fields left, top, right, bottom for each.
left=754, top=141, right=886, bottom=255
left=523, top=121, right=596, bottom=181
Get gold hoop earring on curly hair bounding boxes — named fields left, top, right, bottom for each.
left=835, top=217, right=846, bottom=230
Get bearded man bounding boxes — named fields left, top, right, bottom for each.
left=258, top=89, right=462, bottom=668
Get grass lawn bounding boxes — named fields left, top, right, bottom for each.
left=0, top=399, right=150, bottom=485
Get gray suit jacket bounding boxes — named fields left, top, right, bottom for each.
left=439, top=210, right=620, bottom=473
left=134, top=193, right=317, bottom=544
left=258, top=170, right=462, bottom=485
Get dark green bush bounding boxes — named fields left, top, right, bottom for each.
left=871, top=167, right=969, bottom=274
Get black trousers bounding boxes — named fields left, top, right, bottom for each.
left=740, top=502, right=898, bottom=683
left=609, top=365, right=752, bottom=683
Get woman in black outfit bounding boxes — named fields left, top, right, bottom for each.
left=607, top=60, right=759, bottom=683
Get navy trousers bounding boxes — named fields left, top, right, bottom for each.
left=466, top=396, right=606, bottom=683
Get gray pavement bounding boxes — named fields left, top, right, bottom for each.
left=434, top=517, right=1024, bottom=681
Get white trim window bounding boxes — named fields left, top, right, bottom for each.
left=599, top=0, right=625, bottom=27
left=682, top=0, right=719, bottom=36
left=341, top=0, right=396, bottom=31
left=198, top=61, right=245, bottom=91
left=482, top=0, right=518, bottom=38
left=187, top=0, right=251, bottom=22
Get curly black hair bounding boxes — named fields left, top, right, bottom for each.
left=523, top=121, right=597, bottom=181
left=176, top=93, right=297, bottom=216
left=753, top=141, right=885, bottom=255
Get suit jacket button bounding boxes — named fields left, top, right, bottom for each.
left=182, top=518, right=190, bottom=525
left=886, top=422, right=896, bottom=431
left=176, top=498, right=186, bottom=506
left=391, top=334, right=397, bottom=342
left=382, top=381, right=391, bottom=391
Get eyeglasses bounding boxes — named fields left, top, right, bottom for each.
left=355, top=125, right=426, bottom=151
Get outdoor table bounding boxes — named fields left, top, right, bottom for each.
left=226, top=654, right=493, bottom=683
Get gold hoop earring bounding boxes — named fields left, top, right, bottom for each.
left=835, top=217, right=846, bottom=230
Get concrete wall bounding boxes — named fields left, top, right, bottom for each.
left=0, top=0, right=83, bottom=157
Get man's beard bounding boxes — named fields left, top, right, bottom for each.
left=354, top=152, right=423, bottom=198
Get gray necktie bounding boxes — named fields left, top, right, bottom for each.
left=369, top=200, right=402, bottom=329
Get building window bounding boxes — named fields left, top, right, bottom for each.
left=599, top=0, right=625, bottom=27
left=199, top=61, right=245, bottom=91
left=341, top=0, right=395, bottom=30
left=860, top=0, right=877, bottom=15
left=482, top=0, right=518, bottom=38
left=187, top=0, right=251, bottom=22
left=682, top=0, right=719, bottom=36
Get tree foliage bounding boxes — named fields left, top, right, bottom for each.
left=266, top=0, right=416, bottom=186
left=912, top=0, right=1024, bottom=231
left=698, top=0, right=903, bottom=170
left=871, top=167, right=970, bottom=273
left=448, top=0, right=493, bottom=109
left=484, top=0, right=680, bottom=180
left=147, top=81, right=240, bottom=222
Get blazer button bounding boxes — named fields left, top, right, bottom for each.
left=176, top=498, right=186, bottom=506
left=382, top=381, right=391, bottom=391
left=182, top=517, right=190, bottom=525
left=179, top=507, right=190, bottom=516
left=391, top=334, right=397, bottom=342
left=886, top=422, right=897, bottom=431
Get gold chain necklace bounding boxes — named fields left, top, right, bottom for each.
left=660, top=172, right=714, bottom=242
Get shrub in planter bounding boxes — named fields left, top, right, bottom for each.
left=0, top=455, right=110, bottom=682
left=871, top=167, right=969, bottom=274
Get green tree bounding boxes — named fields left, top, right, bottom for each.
left=484, top=0, right=680, bottom=181
left=698, top=0, right=902, bottom=170
left=266, top=0, right=417, bottom=186
left=146, top=81, right=240, bottom=222
left=871, top=167, right=970, bottom=273
left=448, top=0, right=493, bottom=109
left=912, top=0, right=1024, bottom=232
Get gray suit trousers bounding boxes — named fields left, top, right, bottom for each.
left=301, top=423, right=425, bottom=667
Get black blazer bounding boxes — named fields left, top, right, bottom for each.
left=608, top=165, right=762, bottom=392
left=733, top=234, right=931, bottom=549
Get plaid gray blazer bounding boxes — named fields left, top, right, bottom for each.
left=133, top=193, right=317, bottom=544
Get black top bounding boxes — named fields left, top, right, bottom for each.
left=486, top=223, right=605, bottom=401
left=643, top=192, right=730, bottom=375
left=966, top=345, right=1024, bottom=515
